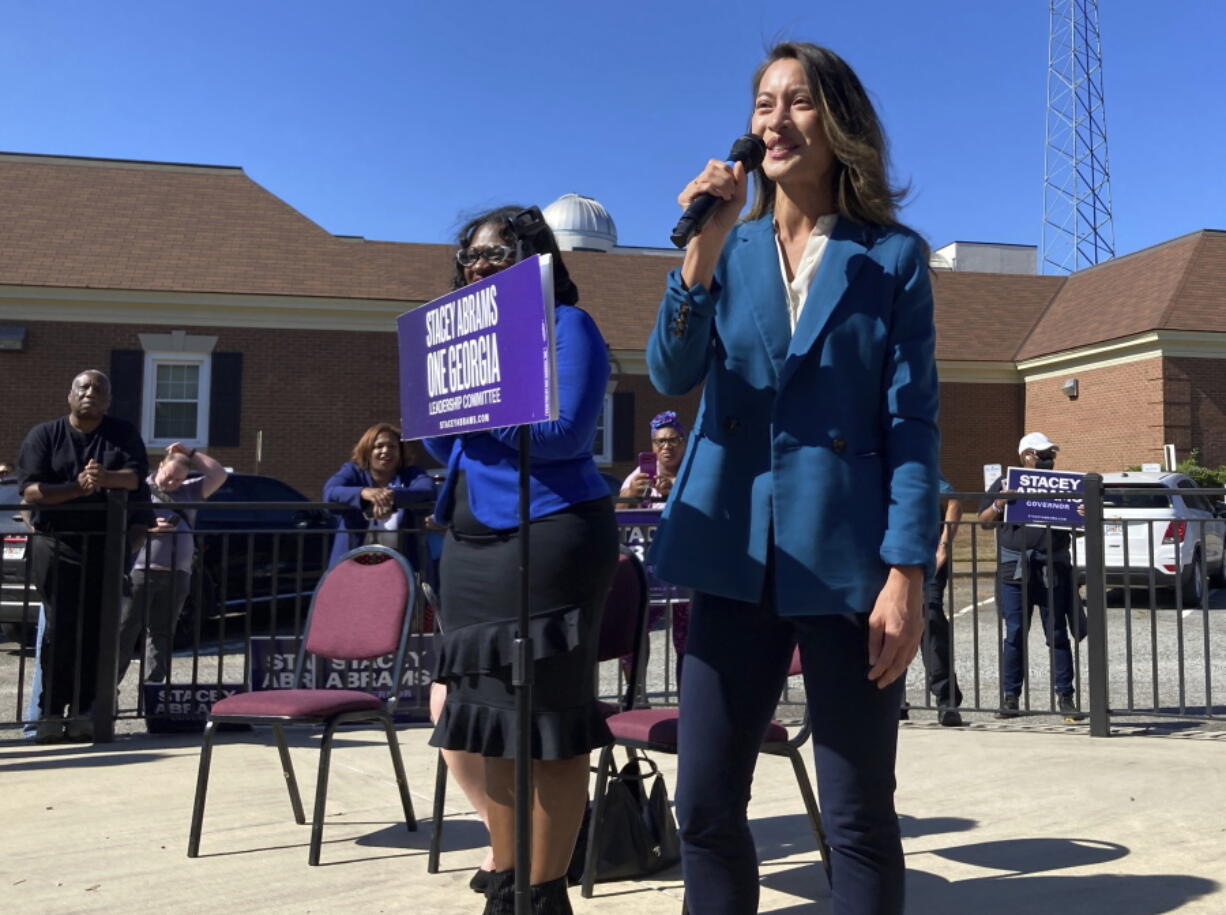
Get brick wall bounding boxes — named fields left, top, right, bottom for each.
left=937, top=380, right=1023, bottom=493
left=0, top=319, right=427, bottom=498
left=0, top=319, right=698, bottom=500
left=8, top=317, right=1214, bottom=510
left=1023, top=358, right=1165, bottom=473
left=1164, top=357, right=1226, bottom=467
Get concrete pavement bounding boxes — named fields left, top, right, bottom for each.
left=1, top=718, right=1223, bottom=914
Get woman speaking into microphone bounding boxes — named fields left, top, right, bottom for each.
left=423, top=206, right=617, bottom=914
left=648, top=43, right=939, bottom=914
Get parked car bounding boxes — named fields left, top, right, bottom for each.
left=0, top=478, right=40, bottom=645
left=1075, top=471, right=1226, bottom=603
left=176, top=474, right=338, bottom=643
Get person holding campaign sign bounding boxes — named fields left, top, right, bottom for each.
left=647, top=43, right=938, bottom=915
left=978, top=432, right=1086, bottom=722
left=423, top=207, right=617, bottom=914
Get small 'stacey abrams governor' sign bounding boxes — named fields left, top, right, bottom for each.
left=1003, top=466, right=1086, bottom=529
left=398, top=254, right=557, bottom=441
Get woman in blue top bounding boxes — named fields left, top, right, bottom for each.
left=424, top=206, right=617, bottom=914
left=322, top=422, right=435, bottom=569
left=649, top=44, right=939, bottom=915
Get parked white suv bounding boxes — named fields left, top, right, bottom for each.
left=1075, top=472, right=1226, bottom=603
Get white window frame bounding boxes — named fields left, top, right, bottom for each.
left=591, top=392, right=614, bottom=466
left=142, top=351, right=211, bottom=449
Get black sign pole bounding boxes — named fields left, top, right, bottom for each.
left=512, top=425, right=533, bottom=915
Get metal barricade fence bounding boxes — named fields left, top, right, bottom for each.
left=5, top=482, right=1226, bottom=741
left=904, top=477, right=1226, bottom=734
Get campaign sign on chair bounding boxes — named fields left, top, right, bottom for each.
left=248, top=635, right=435, bottom=722
left=397, top=254, right=557, bottom=440
left=1003, top=466, right=1086, bottom=529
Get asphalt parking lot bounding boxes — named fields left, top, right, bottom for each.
left=902, top=575, right=1226, bottom=724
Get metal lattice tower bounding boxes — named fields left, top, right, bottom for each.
left=1042, top=0, right=1115, bottom=274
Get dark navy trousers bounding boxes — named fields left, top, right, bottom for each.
left=996, top=561, right=1076, bottom=698
left=675, top=590, right=906, bottom=915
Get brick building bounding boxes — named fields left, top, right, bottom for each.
left=2, top=152, right=1224, bottom=497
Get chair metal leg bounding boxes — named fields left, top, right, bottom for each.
left=308, top=723, right=337, bottom=866
left=784, top=747, right=832, bottom=883
left=580, top=744, right=615, bottom=898
left=273, top=723, right=306, bottom=825
left=380, top=715, right=417, bottom=832
left=427, top=751, right=448, bottom=873
left=187, top=720, right=217, bottom=857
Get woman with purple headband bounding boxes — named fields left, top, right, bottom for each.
left=619, top=410, right=692, bottom=686
left=619, top=411, right=687, bottom=509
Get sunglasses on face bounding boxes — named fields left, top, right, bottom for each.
left=1031, top=449, right=1057, bottom=461
left=653, top=436, right=684, bottom=448
left=456, top=245, right=516, bottom=268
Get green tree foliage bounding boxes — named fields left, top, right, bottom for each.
left=1125, top=451, right=1226, bottom=487
left=1176, top=451, right=1226, bottom=488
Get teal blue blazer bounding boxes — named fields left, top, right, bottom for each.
left=647, top=215, right=939, bottom=617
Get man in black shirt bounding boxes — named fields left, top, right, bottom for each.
left=978, top=432, right=1083, bottom=722
left=16, top=370, right=151, bottom=741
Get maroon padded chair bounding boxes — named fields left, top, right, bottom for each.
left=187, top=545, right=419, bottom=866
left=426, top=547, right=651, bottom=875
left=580, top=645, right=832, bottom=899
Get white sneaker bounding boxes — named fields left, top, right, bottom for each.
left=31, top=719, right=66, bottom=744
left=64, top=717, right=95, bottom=742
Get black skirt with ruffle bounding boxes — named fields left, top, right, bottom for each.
left=429, top=475, right=618, bottom=760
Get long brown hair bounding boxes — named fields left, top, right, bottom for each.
left=351, top=423, right=406, bottom=471
left=745, top=42, right=907, bottom=229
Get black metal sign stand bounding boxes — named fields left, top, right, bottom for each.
left=512, top=425, right=533, bottom=915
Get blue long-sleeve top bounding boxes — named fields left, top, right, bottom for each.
left=424, top=304, right=611, bottom=530
left=322, top=461, right=436, bottom=568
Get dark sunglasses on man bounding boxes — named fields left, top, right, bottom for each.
left=455, top=244, right=517, bottom=268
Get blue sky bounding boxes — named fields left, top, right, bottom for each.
left=3, top=1, right=1222, bottom=266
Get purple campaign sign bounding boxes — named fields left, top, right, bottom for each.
left=616, top=507, right=686, bottom=604
left=1004, top=466, right=1085, bottom=529
left=142, top=682, right=244, bottom=726
left=397, top=254, right=557, bottom=441
left=249, top=635, right=435, bottom=723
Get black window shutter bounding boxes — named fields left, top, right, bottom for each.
left=612, top=391, right=636, bottom=462
left=209, top=352, right=243, bottom=447
left=109, top=349, right=144, bottom=429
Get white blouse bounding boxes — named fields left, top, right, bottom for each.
left=774, top=213, right=838, bottom=333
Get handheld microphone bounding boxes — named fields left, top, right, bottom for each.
left=669, top=135, right=767, bottom=249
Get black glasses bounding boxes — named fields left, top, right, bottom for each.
left=456, top=245, right=516, bottom=268
left=1032, top=449, right=1057, bottom=461
left=653, top=436, right=684, bottom=448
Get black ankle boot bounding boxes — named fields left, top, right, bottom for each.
left=530, top=876, right=573, bottom=915
left=482, top=869, right=515, bottom=915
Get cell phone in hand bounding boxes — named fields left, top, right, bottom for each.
left=637, top=451, right=657, bottom=477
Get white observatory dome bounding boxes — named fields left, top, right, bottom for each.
left=543, top=193, right=617, bottom=252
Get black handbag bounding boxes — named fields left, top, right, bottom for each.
left=570, top=756, right=681, bottom=883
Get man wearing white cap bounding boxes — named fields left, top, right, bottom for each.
left=978, top=433, right=1085, bottom=721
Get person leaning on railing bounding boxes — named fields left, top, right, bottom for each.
left=116, top=442, right=229, bottom=686
left=15, top=369, right=154, bottom=743
left=322, top=422, right=435, bottom=567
